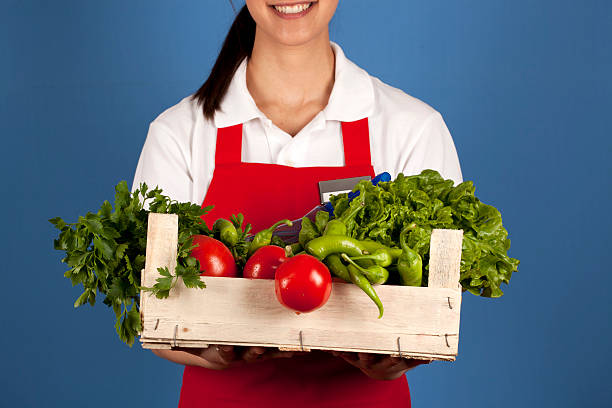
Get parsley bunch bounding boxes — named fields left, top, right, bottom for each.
left=50, top=181, right=213, bottom=346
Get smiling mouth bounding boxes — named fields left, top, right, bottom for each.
left=270, top=2, right=316, bottom=16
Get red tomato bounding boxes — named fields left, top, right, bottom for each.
left=275, top=254, right=332, bottom=313
left=243, top=245, right=287, bottom=279
left=191, top=235, right=238, bottom=277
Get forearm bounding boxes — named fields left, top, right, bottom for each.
left=151, top=346, right=298, bottom=370
left=151, top=349, right=211, bottom=369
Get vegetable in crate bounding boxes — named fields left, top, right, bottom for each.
left=275, top=254, right=332, bottom=313
left=329, top=170, right=520, bottom=297
left=243, top=245, right=288, bottom=279
left=293, top=170, right=520, bottom=316
left=248, top=219, right=292, bottom=256
left=397, top=224, right=423, bottom=287
left=211, top=218, right=238, bottom=247
left=49, top=181, right=249, bottom=346
left=341, top=253, right=389, bottom=285
left=346, top=260, right=384, bottom=319
left=191, top=235, right=238, bottom=277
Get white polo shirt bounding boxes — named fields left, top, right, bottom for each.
left=132, top=42, right=462, bottom=204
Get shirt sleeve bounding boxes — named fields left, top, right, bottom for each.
left=131, top=121, right=193, bottom=203
left=401, top=111, right=463, bottom=185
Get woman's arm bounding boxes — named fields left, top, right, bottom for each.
left=151, top=349, right=210, bottom=368
left=151, top=346, right=298, bottom=370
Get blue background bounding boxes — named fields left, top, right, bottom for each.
left=2, top=0, right=611, bottom=406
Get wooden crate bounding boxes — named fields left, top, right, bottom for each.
left=140, top=213, right=463, bottom=361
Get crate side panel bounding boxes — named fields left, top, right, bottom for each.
left=141, top=278, right=461, bottom=333
left=140, top=277, right=460, bottom=356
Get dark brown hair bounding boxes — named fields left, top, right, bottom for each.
left=192, top=4, right=256, bottom=120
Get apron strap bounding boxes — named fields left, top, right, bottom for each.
left=215, top=119, right=372, bottom=167
left=215, top=124, right=243, bottom=165
left=341, top=118, right=372, bottom=167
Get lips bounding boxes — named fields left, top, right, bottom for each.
left=273, top=3, right=312, bottom=14
left=269, top=2, right=316, bottom=18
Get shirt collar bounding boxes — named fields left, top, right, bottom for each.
left=322, top=42, right=375, bottom=122
left=213, top=42, right=375, bottom=128
left=213, top=58, right=262, bottom=128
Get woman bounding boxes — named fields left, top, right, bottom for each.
left=133, top=1, right=462, bottom=406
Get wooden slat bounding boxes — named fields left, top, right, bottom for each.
left=140, top=213, right=178, bottom=326
left=428, top=229, right=463, bottom=289
left=142, top=213, right=178, bottom=287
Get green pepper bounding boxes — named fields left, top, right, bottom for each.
left=212, top=218, right=238, bottom=247
left=348, top=248, right=393, bottom=267
left=248, top=219, right=292, bottom=256
left=347, top=262, right=384, bottom=318
left=353, top=257, right=376, bottom=269
left=341, top=253, right=389, bottom=285
left=397, top=224, right=423, bottom=286
left=285, top=242, right=303, bottom=257
left=324, top=254, right=351, bottom=282
left=305, top=235, right=364, bottom=259
left=298, top=217, right=320, bottom=248
left=323, top=196, right=365, bottom=236
left=359, top=240, right=403, bottom=260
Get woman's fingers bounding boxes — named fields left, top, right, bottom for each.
left=329, top=350, right=433, bottom=380
left=237, top=346, right=300, bottom=363
left=174, top=345, right=308, bottom=367
left=368, top=355, right=403, bottom=371
left=332, top=351, right=359, bottom=363
left=357, top=352, right=376, bottom=363
left=335, top=351, right=380, bottom=364
left=404, top=358, right=432, bottom=371
left=367, top=355, right=431, bottom=371
left=357, top=352, right=385, bottom=365
left=214, top=345, right=237, bottom=365
left=241, top=346, right=266, bottom=363
left=266, top=350, right=298, bottom=359
left=173, top=345, right=305, bottom=369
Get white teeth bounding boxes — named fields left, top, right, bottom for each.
left=274, top=3, right=311, bottom=14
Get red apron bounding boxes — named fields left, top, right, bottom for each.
left=179, top=118, right=411, bottom=407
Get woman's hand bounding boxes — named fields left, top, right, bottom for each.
left=160, top=345, right=299, bottom=370
left=331, top=351, right=431, bottom=381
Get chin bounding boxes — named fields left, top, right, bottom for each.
left=264, top=20, right=330, bottom=47
left=274, top=29, right=321, bottom=46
